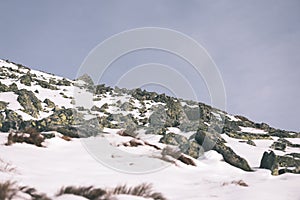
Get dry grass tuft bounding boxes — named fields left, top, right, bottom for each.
left=222, top=180, right=248, bottom=187
left=0, top=181, right=18, bottom=200
left=56, top=186, right=106, bottom=199
left=0, top=158, right=17, bottom=173
left=108, top=183, right=167, bottom=200
left=19, top=186, right=51, bottom=200
left=56, top=183, right=167, bottom=200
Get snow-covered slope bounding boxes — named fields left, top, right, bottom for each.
left=0, top=59, right=299, bottom=200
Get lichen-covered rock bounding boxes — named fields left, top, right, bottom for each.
left=270, top=141, right=286, bottom=151
left=95, top=84, right=112, bottom=94
left=246, top=140, right=256, bottom=146
left=195, top=130, right=225, bottom=151
left=16, top=89, right=42, bottom=118
left=106, top=113, right=138, bottom=135
left=225, top=131, right=271, bottom=140
left=77, top=73, right=94, bottom=86
left=91, top=105, right=101, bottom=112
left=183, top=105, right=200, bottom=121
left=255, top=122, right=270, bottom=131
left=260, top=151, right=300, bottom=175
left=120, top=102, right=134, bottom=111
left=145, top=127, right=167, bottom=135
left=234, top=115, right=256, bottom=128
left=35, top=79, right=58, bottom=90
left=195, top=129, right=252, bottom=171
left=0, top=82, right=9, bottom=92
left=55, top=126, right=80, bottom=138
left=179, top=120, right=203, bottom=132
left=97, top=116, right=118, bottom=129
left=0, top=101, right=8, bottom=110
left=198, top=103, right=212, bottom=122
left=270, top=138, right=300, bottom=150
left=260, top=151, right=278, bottom=174
left=149, top=105, right=167, bottom=128
left=222, top=119, right=241, bottom=133
left=214, top=143, right=252, bottom=171
left=268, top=129, right=298, bottom=138
left=56, top=78, right=72, bottom=86
left=43, top=98, right=56, bottom=108
left=0, top=109, right=23, bottom=132
left=159, top=132, right=200, bottom=158
left=19, top=73, right=32, bottom=86
left=165, top=98, right=184, bottom=127
left=8, top=83, right=18, bottom=92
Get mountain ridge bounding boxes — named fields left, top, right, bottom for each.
left=0, top=58, right=299, bottom=176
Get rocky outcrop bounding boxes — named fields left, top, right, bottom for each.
left=43, top=98, right=55, bottom=108
left=225, top=131, right=271, bottom=140
left=195, top=129, right=252, bottom=171
left=16, top=89, right=42, bottom=118
left=0, top=82, right=9, bottom=92
left=95, top=84, right=113, bottom=94
left=19, top=73, right=33, bottom=86
left=159, top=132, right=200, bottom=158
left=35, top=79, right=58, bottom=90
left=260, top=151, right=300, bottom=175
left=0, top=109, right=24, bottom=132
left=77, top=73, right=94, bottom=86
left=0, top=101, right=8, bottom=110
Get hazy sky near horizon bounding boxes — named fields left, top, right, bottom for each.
left=0, top=0, right=299, bottom=131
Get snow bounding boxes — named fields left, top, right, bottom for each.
left=226, top=114, right=241, bottom=121
left=239, top=126, right=268, bottom=134
left=211, top=111, right=222, bottom=121
left=222, top=134, right=273, bottom=167
left=285, top=138, right=300, bottom=144
left=0, top=131, right=300, bottom=200
left=0, top=92, right=22, bottom=110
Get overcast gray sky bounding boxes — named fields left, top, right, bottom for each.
left=0, top=0, right=299, bottom=132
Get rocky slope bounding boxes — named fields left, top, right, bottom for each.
left=0, top=59, right=299, bottom=176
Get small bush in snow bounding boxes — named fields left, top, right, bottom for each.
left=0, top=181, right=18, bottom=200
left=6, top=128, right=45, bottom=147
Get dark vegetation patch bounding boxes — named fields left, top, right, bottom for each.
left=5, top=128, right=45, bottom=147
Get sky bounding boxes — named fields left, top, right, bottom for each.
left=0, top=0, right=299, bottom=132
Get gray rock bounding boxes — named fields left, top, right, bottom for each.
left=195, top=130, right=252, bottom=171
left=160, top=132, right=200, bottom=158
left=16, top=89, right=42, bottom=118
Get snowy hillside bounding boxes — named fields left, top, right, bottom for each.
left=0, top=59, right=299, bottom=200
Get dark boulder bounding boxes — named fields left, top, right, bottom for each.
left=195, top=129, right=252, bottom=171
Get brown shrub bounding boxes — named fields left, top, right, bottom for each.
left=61, top=135, right=71, bottom=141
left=6, top=128, right=45, bottom=147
